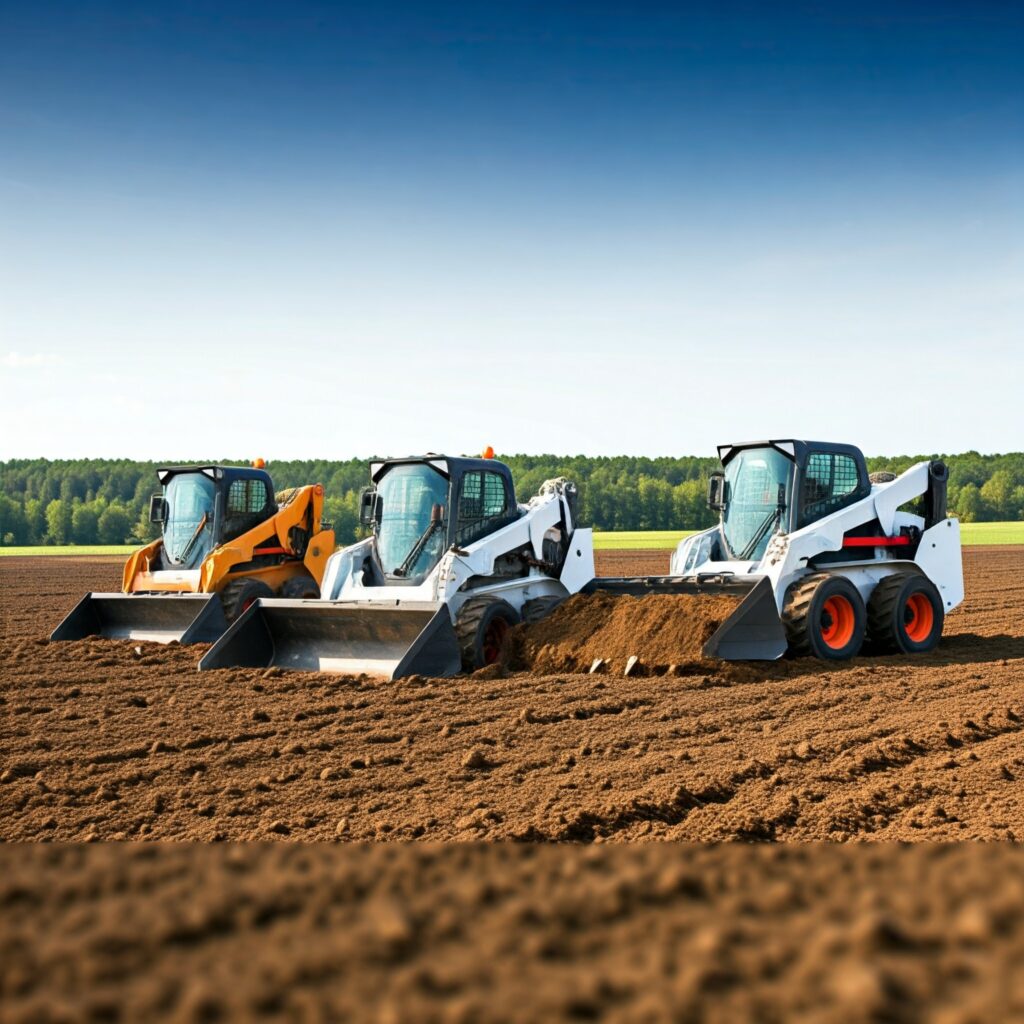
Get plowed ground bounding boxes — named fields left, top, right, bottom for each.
left=3, top=551, right=1024, bottom=1023
left=4, top=843, right=1024, bottom=1024
left=3, top=551, right=1023, bottom=843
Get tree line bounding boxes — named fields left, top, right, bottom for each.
left=1, top=451, right=1022, bottom=547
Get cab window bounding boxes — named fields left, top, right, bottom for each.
left=162, top=473, right=217, bottom=567
left=228, top=478, right=268, bottom=515
left=223, top=477, right=271, bottom=542
left=800, top=453, right=861, bottom=526
left=456, top=471, right=514, bottom=545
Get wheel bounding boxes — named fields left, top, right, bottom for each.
left=455, top=597, right=520, bottom=671
left=783, top=573, right=866, bottom=660
left=867, top=573, right=944, bottom=654
left=219, top=578, right=275, bottom=622
left=521, top=595, right=564, bottom=625
left=279, top=575, right=320, bottom=600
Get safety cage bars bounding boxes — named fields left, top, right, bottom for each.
left=455, top=470, right=517, bottom=547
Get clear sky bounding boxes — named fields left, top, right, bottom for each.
left=1, top=1, right=1021, bottom=460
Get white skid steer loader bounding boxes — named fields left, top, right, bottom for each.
left=589, top=440, right=964, bottom=660
left=199, top=454, right=595, bottom=678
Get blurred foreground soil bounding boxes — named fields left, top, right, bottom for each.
left=3, top=842, right=1024, bottom=1023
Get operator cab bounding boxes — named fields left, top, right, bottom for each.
left=711, top=441, right=869, bottom=561
left=150, top=465, right=277, bottom=570
left=678, top=441, right=871, bottom=573
left=359, top=455, right=521, bottom=585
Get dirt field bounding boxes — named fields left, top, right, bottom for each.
left=4, top=842, right=1024, bottom=1023
left=3, top=551, right=1024, bottom=1022
left=3, top=550, right=1023, bottom=842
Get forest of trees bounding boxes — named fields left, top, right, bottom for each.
left=1, top=451, right=1023, bottom=547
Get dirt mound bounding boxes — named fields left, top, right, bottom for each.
left=514, top=591, right=740, bottom=674
left=4, top=843, right=1024, bottom=1023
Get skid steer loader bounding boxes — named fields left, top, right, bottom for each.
left=51, top=463, right=335, bottom=644
left=588, top=440, right=963, bottom=660
left=199, top=453, right=594, bottom=678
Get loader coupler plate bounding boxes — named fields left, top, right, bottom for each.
left=50, top=593, right=229, bottom=645
left=198, top=600, right=463, bottom=680
left=583, top=575, right=787, bottom=661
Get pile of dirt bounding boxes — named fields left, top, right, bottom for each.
left=513, top=590, right=740, bottom=674
left=4, top=843, right=1024, bottom=1023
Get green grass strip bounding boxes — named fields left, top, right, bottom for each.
left=592, top=530, right=697, bottom=550
left=960, top=522, right=1024, bottom=545
left=0, top=545, right=138, bottom=556
left=2, top=521, right=1022, bottom=556
left=593, top=523, right=1024, bottom=550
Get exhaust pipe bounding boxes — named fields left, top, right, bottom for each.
left=198, top=599, right=463, bottom=680
left=50, top=593, right=229, bottom=645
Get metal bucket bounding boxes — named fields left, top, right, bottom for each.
left=50, top=592, right=229, bottom=645
left=582, top=574, right=787, bottom=661
left=198, top=599, right=463, bottom=680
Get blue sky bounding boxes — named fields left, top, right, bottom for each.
left=1, top=2, right=1021, bottom=459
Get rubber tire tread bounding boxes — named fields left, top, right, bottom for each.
left=455, top=597, right=520, bottom=671
left=783, top=574, right=827, bottom=657
left=219, top=578, right=275, bottom=622
left=782, top=573, right=865, bottom=660
left=521, top=595, right=563, bottom=625
left=279, top=575, right=320, bottom=600
left=867, top=572, right=944, bottom=654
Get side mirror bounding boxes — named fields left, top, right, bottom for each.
left=149, top=494, right=167, bottom=524
left=706, top=472, right=727, bottom=512
left=359, top=488, right=381, bottom=527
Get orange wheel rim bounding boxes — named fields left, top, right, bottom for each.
left=820, top=595, right=855, bottom=649
left=904, top=592, right=934, bottom=643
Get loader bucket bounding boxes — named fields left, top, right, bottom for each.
left=582, top=575, right=787, bottom=661
left=50, top=592, right=229, bottom=645
left=198, top=599, right=463, bottom=680
left=701, top=577, right=787, bottom=660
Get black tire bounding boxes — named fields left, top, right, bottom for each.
left=279, top=575, right=320, bottom=600
left=220, top=578, right=275, bottom=622
left=867, top=573, right=944, bottom=654
left=521, top=595, right=564, bottom=625
left=783, top=573, right=866, bottom=660
left=455, top=597, right=520, bottom=671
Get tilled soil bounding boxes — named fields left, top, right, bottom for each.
left=3, top=550, right=1024, bottom=1022
left=3, top=842, right=1024, bottom=1023
left=3, top=550, right=1023, bottom=843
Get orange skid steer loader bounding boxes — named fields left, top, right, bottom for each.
left=51, top=463, right=335, bottom=644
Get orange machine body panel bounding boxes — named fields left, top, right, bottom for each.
left=124, top=484, right=335, bottom=597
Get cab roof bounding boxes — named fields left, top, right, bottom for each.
left=369, top=454, right=511, bottom=484
left=156, top=465, right=273, bottom=486
left=717, top=440, right=866, bottom=466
